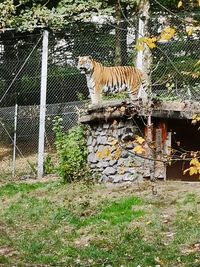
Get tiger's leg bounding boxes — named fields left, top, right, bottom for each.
left=90, top=85, right=102, bottom=105
left=128, top=86, right=138, bottom=101
left=137, top=84, right=143, bottom=99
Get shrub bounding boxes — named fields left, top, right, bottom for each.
left=44, top=155, right=55, bottom=175
left=53, top=117, right=89, bottom=182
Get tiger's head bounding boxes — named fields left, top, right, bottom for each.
left=77, top=56, right=94, bottom=74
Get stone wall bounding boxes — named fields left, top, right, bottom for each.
left=87, top=118, right=152, bottom=183
left=80, top=99, right=199, bottom=182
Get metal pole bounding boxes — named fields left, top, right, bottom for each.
left=37, top=30, right=49, bottom=179
left=136, top=17, right=144, bottom=71
left=12, top=104, right=18, bottom=178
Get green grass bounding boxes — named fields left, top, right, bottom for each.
left=81, top=196, right=144, bottom=226
left=0, top=180, right=200, bottom=266
left=0, top=182, right=52, bottom=197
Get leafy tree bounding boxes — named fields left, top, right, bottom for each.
left=0, top=0, right=140, bottom=31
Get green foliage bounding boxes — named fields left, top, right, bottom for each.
left=0, top=182, right=49, bottom=198
left=0, top=0, right=139, bottom=32
left=103, top=91, right=129, bottom=101
left=44, top=155, right=55, bottom=175
left=53, top=116, right=89, bottom=182
left=80, top=196, right=144, bottom=227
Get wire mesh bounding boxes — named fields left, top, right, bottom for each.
left=150, top=12, right=200, bottom=100
left=0, top=12, right=199, bottom=175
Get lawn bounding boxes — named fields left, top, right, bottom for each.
left=0, top=177, right=200, bottom=267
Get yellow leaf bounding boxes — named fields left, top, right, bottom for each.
left=190, top=158, right=200, bottom=167
left=143, top=37, right=157, bottom=49
left=189, top=166, right=198, bottom=176
left=146, top=220, right=152, bottom=225
left=199, top=0, right=200, bottom=7
left=133, top=145, right=145, bottom=154
left=192, top=114, right=198, bottom=119
left=135, top=43, right=144, bottom=51
left=147, top=41, right=156, bottom=49
left=96, top=147, right=111, bottom=159
left=159, top=27, right=176, bottom=42
left=186, top=26, right=193, bottom=36
left=114, top=147, right=121, bottom=160
left=135, top=136, right=145, bottom=145
left=120, top=106, right=126, bottom=113
left=109, top=139, right=118, bottom=146
left=177, top=0, right=183, bottom=8
left=151, top=37, right=157, bottom=42
left=155, top=256, right=164, bottom=265
left=191, top=72, right=200, bottom=78
left=195, top=60, right=200, bottom=66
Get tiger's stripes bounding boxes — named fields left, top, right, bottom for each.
left=77, top=56, right=148, bottom=105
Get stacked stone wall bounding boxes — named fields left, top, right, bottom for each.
left=87, top=119, right=150, bottom=183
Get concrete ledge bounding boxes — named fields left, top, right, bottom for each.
left=79, top=99, right=200, bottom=123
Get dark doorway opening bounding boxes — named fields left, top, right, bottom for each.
left=166, top=119, right=200, bottom=181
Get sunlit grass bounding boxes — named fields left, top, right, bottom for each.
left=0, top=180, right=200, bottom=266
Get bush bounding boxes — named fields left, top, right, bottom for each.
left=53, top=117, right=89, bottom=182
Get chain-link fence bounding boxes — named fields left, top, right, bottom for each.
left=0, top=12, right=200, bottom=176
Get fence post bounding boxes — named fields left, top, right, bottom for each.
left=37, top=30, right=49, bottom=179
left=12, top=104, right=18, bottom=178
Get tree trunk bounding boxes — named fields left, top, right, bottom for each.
left=136, top=0, right=151, bottom=99
left=135, top=0, right=154, bottom=180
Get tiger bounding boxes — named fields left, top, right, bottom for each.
left=77, top=56, right=148, bottom=105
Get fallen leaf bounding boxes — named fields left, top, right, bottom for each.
left=146, top=220, right=152, bottom=225
left=120, top=106, right=126, bottom=113
left=133, top=145, right=145, bottom=154
left=178, top=0, right=183, bottom=8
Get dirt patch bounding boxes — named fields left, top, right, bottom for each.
left=0, top=246, right=16, bottom=257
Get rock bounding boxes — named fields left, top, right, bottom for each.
left=99, top=174, right=110, bottom=183
left=121, top=150, right=129, bottom=158
left=100, top=130, right=106, bottom=136
left=118, top=158, right=126, bottom=166
left=127, top=171, right=143, bottom=181
left=97, top=145, right=104, bottom=151
left=128, top=168, right=136, bottom=174
left=103, top=167, right=117, bottom=176
left=117, top=120, right=125, bottom=128
left=121, top=133, right=134, bottom=142
left=109, top=159, right=117, bottom=166
left=103, top=123, right=109, bottom=129
left=90, top=131, right=96, bottom=137
left=97, top=125, right=103, bottom=131
left=126, top=142, right=134, bottom=149
left=97, top=161, right=109, bottom=168
left=20, top=175, right=32, bottom=180
left=112, top=129, right=118, bottom=138
left=87, top=136, right=93, bottom=146
left=92, top=138, right=97, bottom=147
left=118, top=128, right=124, bottom=137
left=87, top=153, right=98, bottom=163
left=89, top=163, right=96, bottom=169
left=112, top=175, right=123, bottom=183
left=122, top=173, right=135, bottom=181
left=88, top=145, right=94, bottom=153
left=97, top=136, right=107, bottom=145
